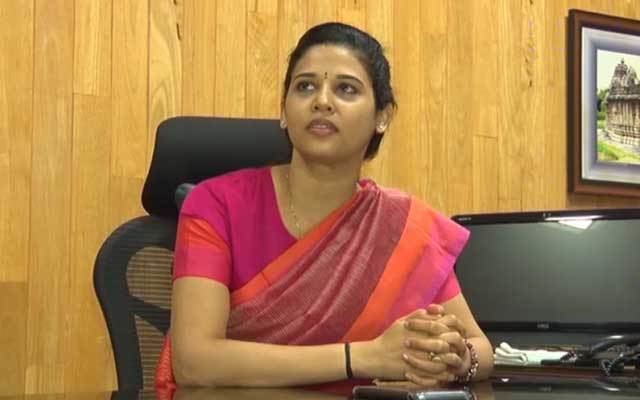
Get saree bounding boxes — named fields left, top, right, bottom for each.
left=155, top=178, right=470, bottom=388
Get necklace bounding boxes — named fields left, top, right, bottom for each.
left=285, top=168, right=361, bottom=237
left=285, top=170, right=304, bottom=237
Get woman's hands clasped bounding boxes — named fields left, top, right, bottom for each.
left=368, top=304, right=471, bottom=388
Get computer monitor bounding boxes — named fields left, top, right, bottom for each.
left=452, top=208, right=640, bottom=347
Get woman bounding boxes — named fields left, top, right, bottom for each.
left=156, top=22, right=493, bottom=389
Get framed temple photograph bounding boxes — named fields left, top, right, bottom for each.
left=568, top=9, right=640, bottom=197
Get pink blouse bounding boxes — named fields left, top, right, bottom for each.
left=172, top=167, right=461, bottom=302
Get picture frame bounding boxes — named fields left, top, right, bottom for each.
left=568, top=9, right=640, bottom=198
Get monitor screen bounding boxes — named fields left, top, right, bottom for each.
left=453, top=209, right=640, bottom=334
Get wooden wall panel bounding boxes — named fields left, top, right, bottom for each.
left=65, top=95, right=115, bottom=392
left=27, top=0, right=74, bottom=393
left=149, top=0, right=183, bottom=162
left=0, top=1, right=33, bottom=393
left=0, top=283, right=27, bottom=394
left=110, top=0, right=149, bottom=227
left=470, top=0, right=499, bottom=140
left=308, top=0, right=338, bottom=26
left=444, top=0, right=474, bottom=216
left=73, top=0, right=112, bottom=96
left=520, top=0, right=547, bottom=211
left=65, top=1, right=115, bottom=393
left=277, top=0, right=307, bottom=104
left=0, top=0, right=33, bottom=284
left=473, top=136, right=499, bottom=212
left=182, top=0, right=216, bottom=115
left=388, top=0, right=425, bottom=196
left=2, top=0, right=640, bottom=395
left=469, top=0, right=499, bottom=213
left=247, top=0, right=279, bottom=118
left=543, top=0, right=570, bottom=209
left=111, top=0, right=148, bottom=179
left=496, top=0, right=525, bottom=212
left=360, top=0, right=394, bottom=187
left=419, top=0, right=448, bottom=212
left=214, top=0, right=247, bottom=116
left=338, top=0, right=366, bottom=30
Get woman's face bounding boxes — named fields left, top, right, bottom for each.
left=282, top=44, right=383, bottom=164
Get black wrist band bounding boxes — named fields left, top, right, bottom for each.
left=345, top=342, right=354, bottom=379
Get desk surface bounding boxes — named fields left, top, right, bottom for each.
left=2, top=376, right=639, bottom=400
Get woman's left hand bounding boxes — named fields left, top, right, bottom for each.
left=402, top=305, right=472, bottom=380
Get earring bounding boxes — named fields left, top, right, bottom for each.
left=376, top=125, right=385, bottom=133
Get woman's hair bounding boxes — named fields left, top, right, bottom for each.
left=282, top=22, right=397, bottom=160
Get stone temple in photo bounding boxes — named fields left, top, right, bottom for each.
left=605, top=59, right=640, bottom=147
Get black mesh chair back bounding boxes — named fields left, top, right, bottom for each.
left=94, top=217, right=176, bottom=390
left=94, top=116, right=291, bottom=390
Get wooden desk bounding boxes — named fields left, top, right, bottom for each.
left=1, top=377, right=638, bottom=400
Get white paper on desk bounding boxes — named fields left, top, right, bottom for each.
left=493, top=342, right=569, bottom=366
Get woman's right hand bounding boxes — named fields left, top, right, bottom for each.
left=355, top=309, right=454, bottom=385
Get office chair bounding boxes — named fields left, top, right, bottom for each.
left=93, top=116, right=291, bottom=390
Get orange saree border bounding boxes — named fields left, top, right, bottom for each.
left=230, top=192, right=360, bottom=306
left=341, top=198, right=431, bottom=341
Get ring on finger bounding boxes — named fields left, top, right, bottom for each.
left=425, top=351, right=436, bottom=360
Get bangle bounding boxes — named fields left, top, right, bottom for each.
left=455, top=339, right=479, bottom=384
left=344, top=342, right=354, bottom=379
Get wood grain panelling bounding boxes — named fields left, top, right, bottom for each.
left=470, top=0, right=498, bottom=140
left=27, top=0, right=74, bottom=393
left=108, top=177, right=146, bottom=229
left=544, top=0, right=570, bottom=209
left=182, top=0, right=216, bottom=114
left=109, top=0, right=149, bottom=229
left=521, top=0, right=547, bottom=211
left=67, top=1, right=115, bottom=394
left=389, top=0, right=425, bottom=198
left=247, top=0, right=279, bottom=118
left=277, top=0, right=308, bottom=110
left=360, top=0, right=394, bottom=187
left=364, top=0, right=393, bottom=69
left=338, top=0, right=366, bottom=30
left=364, top=0, right=392, bottom=54
left=3, top=0, right=640, bottom=395
left=73, top=0, right=112, bottom=96
left=0, top=0, right=33, bottom=283
left=496, top=0, right=525, bottom=212
left=308, top=0, right=338, bottom=26
left=0, top=283, right=27, bottom=394
left=111, top=0, right=148, bottom=179
left=469, top=0, right=499, bottom=212
left=445, top=0, right=474, bottom=216
left=473, top=136, right=499, bottom=213
left=417, top=0, right=448, bottom=212
left=214, top=0, right=247, bottom=116
left=149, top=0, right=183, bottom=163
left=64, top=95, right=115, bottom=392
